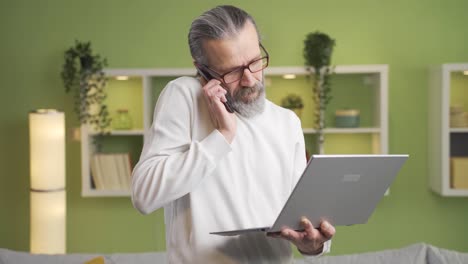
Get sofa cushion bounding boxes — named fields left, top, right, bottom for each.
left=0, top=248, right=100, bottom=264
left=426, top=244, right=468, bottom=264
left=0, top=249, right=167, bottom=264
left=296, top=243, right=427, bottom=264
left=295, top=243, right=468, bottom=264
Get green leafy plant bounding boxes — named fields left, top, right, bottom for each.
left=281, top=94, right=304, bottom=109
left=303, top=31, right=335, bottom=153
left=61, top=40, right=111, bottom=134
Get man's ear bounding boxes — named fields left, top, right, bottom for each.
left=193, top=61, right=202, bottom=77
left=193, top=62, right=206, bottom=86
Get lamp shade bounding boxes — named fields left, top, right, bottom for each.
left=29, top=110, right=65, bottom=190
left=29, top=109, right=66, bottom=254
left=30, top=191, right=66, bottom=253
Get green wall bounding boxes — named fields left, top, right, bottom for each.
left=1, top=0, right=468, bottom=255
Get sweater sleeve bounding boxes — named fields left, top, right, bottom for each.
left=131, top=78, right=231, bottom=214
left=301, top=240, right=332, bottom=261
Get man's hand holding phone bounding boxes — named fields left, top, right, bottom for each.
left=200, top=78, right=237, bottom=143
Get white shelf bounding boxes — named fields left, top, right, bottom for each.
left=434, top=189, right=468, bottom=197
left=428, top=63, right=468, bottom=196
left=303, top=127, right=381, bottom=134
left=81, top=64, right=389, bottom=197
left=265, top=65, right=388, bottom=75
left=450, top=128, right=468, bottom=133
left=89, top=129, right=145, bottom=136
left=104, top=68, right=196, bottom=77
left=82, top=189, right=131, bottom=197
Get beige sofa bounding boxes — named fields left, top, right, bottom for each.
left=1, top=243, right=467, bottom=264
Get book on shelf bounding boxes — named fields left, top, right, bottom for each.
left=90, top=153, right=132, bottom=191
left=90, top=156, right=104, bottom=189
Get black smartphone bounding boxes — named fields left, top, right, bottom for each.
left=196, top=67, right=235, bottom=113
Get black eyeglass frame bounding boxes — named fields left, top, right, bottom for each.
left=197, top=43, right=269, bottom=84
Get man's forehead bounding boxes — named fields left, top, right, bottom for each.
left=202, top=22, right=260, bottom=72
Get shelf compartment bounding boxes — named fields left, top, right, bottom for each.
left=266, top=73, right=381, bottom=129
left=105, top=76, right=144, bottom=131
left=82, top=134, right=143, bottom=197
left=450, top=133, right=468, bottom=157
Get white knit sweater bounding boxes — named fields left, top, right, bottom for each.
left=132, top=76, right=329, bottom=263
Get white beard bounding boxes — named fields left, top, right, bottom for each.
left=230, top=79, right=266, bottom=118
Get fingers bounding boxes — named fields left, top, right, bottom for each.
left=280, top=228, right=303, bottom=242
left=319, top=220, right=336, bottom=239
left=300, top=217, right=322, bottom=241
left=301, top=218, right=335, bottom=240
left=277, top=218, right=335, bottom=242
left=200, top=79, right=236, bottom=142
left=203, top=79, right=228, bottom=107
left=203, top=79, right=227, bottom=124
left=301, top=217, right=315, bottom=235
left=269, top=219, right=335, bottom=256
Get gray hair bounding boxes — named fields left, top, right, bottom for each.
left=188, top=5, right=261, bottom=65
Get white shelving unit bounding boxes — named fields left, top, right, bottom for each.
left=429, top=63, right=468, bottom=196
left=81, top=65, right=389, bottom=197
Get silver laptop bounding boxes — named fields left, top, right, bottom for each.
left=210, top=154, right=408, bottom=236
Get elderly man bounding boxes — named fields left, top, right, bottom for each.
left=132, top=5, right=335, bottom=264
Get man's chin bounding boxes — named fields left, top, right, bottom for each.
left=242, top=91, right=260, bottom=103
left=233, top=91, right=265, bottom=118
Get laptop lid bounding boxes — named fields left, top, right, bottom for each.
left=211, top=154, right=408, bottom=236
left=268, top=154, right=408, bottom=232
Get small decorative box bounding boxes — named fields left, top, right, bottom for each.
left=450, top=157, right=468, bottom=189
left=450, top=105, right=467, bottom=127
left=335, top=109, right=360, bottom=128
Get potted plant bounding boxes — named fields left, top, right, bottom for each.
left=303, top=31, right=335, bottom=154
left=61, top=40, right=111, bottom=135
left=281, top=93, right=304, bottom=118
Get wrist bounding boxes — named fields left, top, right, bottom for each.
left=218, top=129, right=235, bottom=143
left=298, top=244, right=324, bottom=256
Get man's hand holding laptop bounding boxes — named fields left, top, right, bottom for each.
left=268, top=217, right=335, bottom=255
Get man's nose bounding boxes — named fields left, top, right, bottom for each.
left=239, top=68, right=256, bottom=87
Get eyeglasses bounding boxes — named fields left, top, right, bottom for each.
left=199, top=43, right=269, bottom=84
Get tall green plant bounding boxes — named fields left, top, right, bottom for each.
left=303, top=31, right=335, bottom=154
left=61, top=40, right=111, bottom=134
